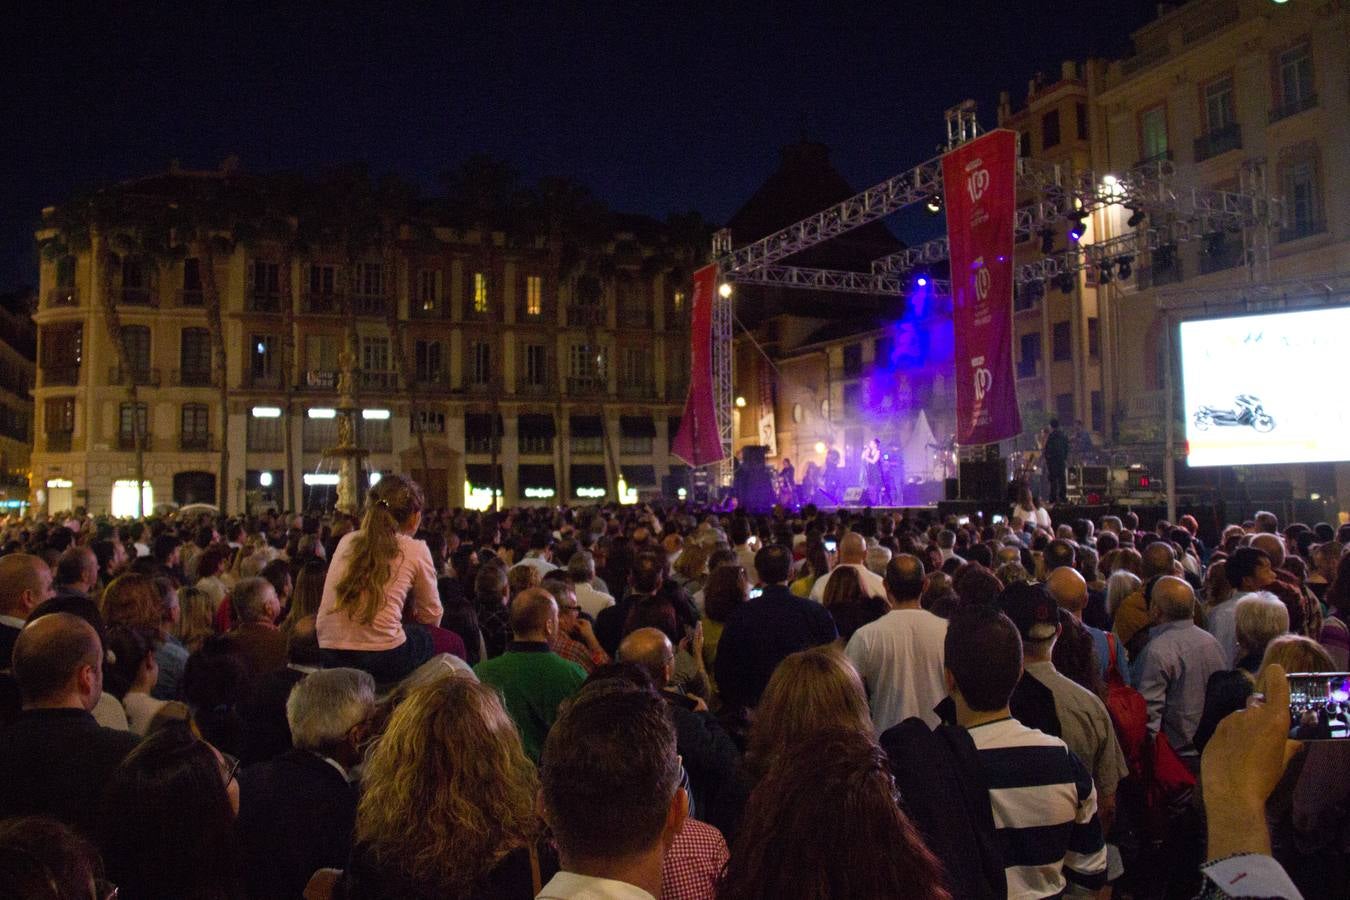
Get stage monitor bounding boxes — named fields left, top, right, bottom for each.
left=1180, top=306, right=1350, bottom=467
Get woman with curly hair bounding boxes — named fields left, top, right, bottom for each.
left=744, top=645, right=873, bottom=782
left=317, top=475, right=443, bottom=681
left=342, top=672, right=557, bottom=898
left=718, top=726, right=950, bottom=900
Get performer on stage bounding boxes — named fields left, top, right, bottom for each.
left=861, top=438, right=883, bottom=503
left=778, top=457, right=796, bottom=506
left=823, top=446, right=843, bottom=502
left=1043, top=418, right=1070, bottom=503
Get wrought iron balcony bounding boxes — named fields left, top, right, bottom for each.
left=567, top=305, right=606, bottom=327
left=350, top=294, right=388, bottom=316
left=618, top=380, right=657, bottom=400
left=117, top=432, right=153, bottom=451
left=301, top=370, right=338, bottom=391
left=176, top=289, right=205, bottom=308
left=41, top=366, right=81, bottom=387
left=108, top=366, right=161, bottom=387
left=45, top=288, right=78, bottom=308
left=179, top=433, right=216, bottom=452
left=248, top=293, right=283, bottom=313
left=301, top=293, right=340, bottom=314
left=1278, top=219, right=1326, bottom=244
left=120, top=286, right=155, bottom=306
left=172, top=368, right=219, bottom=387
left=1193, top=124, right=1241, bottom=162
left=44, top=432, right=73, bottom=452
left=358, top=371, right=399, bottom=391
left=1269, top=93, right=1317, bottom=124
left=567, top=375, right=607, bottom=396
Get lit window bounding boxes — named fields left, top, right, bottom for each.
left=673, top=291, right=685, bottom=311
left=111, top=480, right=153, bottom=518
left=307, top=408, right=336, bottom=419
left=526, top=276, right=542, bottom=316
left=251, top=406, right=282, bottom=418
left=473, top=272, right=489, bottom=313
left=361, top=409, right=391, bottom=420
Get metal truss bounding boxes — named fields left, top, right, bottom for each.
left=730, top=265, right=906, bottom=296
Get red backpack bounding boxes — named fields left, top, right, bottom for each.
left=1103, top=633, right=1148, bottom=773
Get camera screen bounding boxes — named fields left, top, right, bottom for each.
left=1288, top=673, right=1350, bottom=740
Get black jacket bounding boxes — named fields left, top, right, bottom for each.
left=713, top=584, right=838, bottom=710
left=238, top=748, right=357, bottom=900
left=667, top=698, right=747, bottom=839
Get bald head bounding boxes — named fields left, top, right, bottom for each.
left=11, top=612, right=102, bottom=708
left=1141, top=542, right=1177, bottom=580
left=1152, top=575, right=1196, bottom=623
left=0, top=553, right=53, bottom=619
left=1250, top=534, right=1286, bottom=569
left=509, top=586, right=558, bottom=641
left=839, top=532, right=867, bottom=564
left=1046, top=566, right=1088, bottom=615
left=617, top=627, right=675, bottom=687
left=883, top=554, right=926, bottom=604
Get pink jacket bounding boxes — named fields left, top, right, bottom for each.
left=317, top=531, right=442, bottom=652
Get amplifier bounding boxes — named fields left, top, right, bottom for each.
left=1073, top=465, right=1109, bottom=489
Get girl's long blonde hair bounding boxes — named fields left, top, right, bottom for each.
left=332, top=475, right=423, bottom=625
left=355, top=672, right=540, bottom=893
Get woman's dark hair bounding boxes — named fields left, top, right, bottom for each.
left=803, top=541, right=830, bottom=583
left=0, top=815, right=102, bottom=900
left=103, top=624, right=160, bottom=702
left=181, top=637, right=250, bottom=757
left=703, top=564, right=748, bottom=623
left=1326, top=553, right=1350, bottom=617
left=718, top=727, right=950, bottom=900
left=98, top=722, right=242, bottom=900
left=1051, top=609, right=1107, bottom=702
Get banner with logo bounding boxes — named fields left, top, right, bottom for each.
left=757, top=356, right=778, bottom=457
left=943, top=129, right=1022, bottom=445
left=672, top=265, right=727, bottom=467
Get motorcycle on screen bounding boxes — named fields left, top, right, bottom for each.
left=1192, top=394, right=1276, bottom=433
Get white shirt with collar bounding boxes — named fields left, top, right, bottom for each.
left=537, top=871, right=656, bottom=900
left=0, top=613, right=25, bottom=631
left=575, top=581, right=616, bottom=619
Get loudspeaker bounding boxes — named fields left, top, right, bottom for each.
left=959, top=459, right=1006, bottom=501
left=735, top=466, right=776, bottom=514
left=741, top=445, right=767, bottom=467
left=842, top=487, right=866, bottom=505
left=944, top=478, right=960, bottom=501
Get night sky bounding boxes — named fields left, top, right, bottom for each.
left=3, top=0, right=1160, bottom=289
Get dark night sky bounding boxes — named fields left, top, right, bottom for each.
left=2, top=0, right=1161, bottom=289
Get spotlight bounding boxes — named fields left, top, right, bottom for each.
left=925, top=194, right=943, bottom=215
left=1098, top=262, right=1113, bottom=285
left=1068, top=212, right=1088, bottom=242
left=1126, top=207, right=1146, bottom=228
left=1055, top=272, right=1076, bottom=293
left=1116, top=255, right=1134, bottom=279
left=911, top=267, right=931, bottom=290
left=734, top=396, right=747, bottom=408
left=718, top=283, right=733, bottom=299
left=1039, top=228, right=1055, bottom=254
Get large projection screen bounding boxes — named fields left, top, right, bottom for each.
left=1180, top=306, right=1350, bottom=467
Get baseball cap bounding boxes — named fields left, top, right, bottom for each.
left=996, top=580, right=1059, bottom=640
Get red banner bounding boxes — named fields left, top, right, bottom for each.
left=672, top=265, right=726, bottom=467
left=943, top=129, right=1022, bottom=445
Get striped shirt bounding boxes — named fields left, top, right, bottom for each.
left=969, top=717, right=1108, bottom=899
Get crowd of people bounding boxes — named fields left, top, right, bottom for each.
left=0, top=474, right=1343, bottom=899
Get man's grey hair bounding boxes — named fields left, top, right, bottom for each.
left=864, top=545, right=892, bottom=577
left=936, top=529, right=956, bottom=550
left=286, top=668, right=376, bottom=752
left=566, top=550, right=596, bottom=582
left=232, top=576, right=276, bottom=623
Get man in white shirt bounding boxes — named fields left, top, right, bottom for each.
left=845, top=554, right=948, bottom=730
left=568, top=551, right=615, bottom=619
left=810, top=532, right=886, bottom=602
left=539, top=684, right=688, bottom=900
left=517, top=531, right=558, bottom=580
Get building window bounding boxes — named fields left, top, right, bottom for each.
left=56, top=255, right=76, bottom=289
left=1055, top=393, right=1075, bottom=425
left=251, top=334, right=277, bottom=383
left=412, top=410, right=446, bottom=434
left=842, top=382, right=862, bottom=416
left=1203, top=76, right=1235, bottom=133
left=1018, top=332, right=1041, bottom=378
left=182, top=257, right=202, bottom=304
left=519, top=415, right=555, bottom=455
left=417, top=269, right=443, bottom=313
left=569, top=342, right=605, bottom=390
left=1019, top=131, right=1032, bottom=158
left=361, top=336, right=389, bottom=373
left=620, top=347, right=651, bottom=394
left=1277, top=42, right=1314, bottom=112
left=118, top=402, right=149, bottom=448
left=1087, top=317, right=1100, bottom=359
left=44, top=397, right=74, bottom=451
left=1140, top=105, right=1168, bottom=161
left=1042, top=109, right=1061, bottom=149
left=414, top=340, right=443, bottom=384
left=120, top=256, right=150, bottom=304
left=1090, top=390, right=1104, bottom=433
left=301, top=414, right=336, bottom=453
left=309, top=264, right=336, bottom=295
left=357, top=417, right=392, bottom=453
left=181, top=404, right=210, bottom=450
left=524, top=343, right=548, bottom=388
left=672, top=291, right=685, bottom=311
left=1280, top=155, right=1321, bottom=241
left=120, top=326, right=151, bottom=377
left=525, top=275, right=543, bottom=317
left=353, top=262, right=383, bottom=298
left=841, top=343, right=863, bottom=377
left=252, top=260, right=280, bottom=310
left=40, top=323, right=82, bottom=384
left=1052, top=321, right=1072, bottom=362
left=1076, top=102, right=1088, bottom=141
left=470, top=340, right=493, bottom=386
left=473, top=272, right=489, bottom=314
left=180, top=328, right=212, bottom=385
left=248, top=410, right=285, bottom=452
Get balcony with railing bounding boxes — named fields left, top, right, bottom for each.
left=666, top=378, right=689, bottom=402
left=517, top=299, right=555, bottom=324
left=567, top=305, right=606, bottom=328
left=301, top=292, right=340, bottom=315
left=1279, top=218, right=1326, bottom=244
left=108, top=366, right=161, bottom=387
left=462, top=374, right=502, bottom=396
left=414, top=370, right=452, bottom=394
left=45, top=287, right=78, bottom=308
left=179, top=433, right=216, bottom=452
left=247, top=291, right=283, bottom=314
left=120, top=286, right=156, bottom=307
left=1133, top=149, right=1173, bottom=169
left=350, top=293, right=389, bottom=316
left=171, top=368, right=219, bottom=387
left=411, top=298, right=447, bottom=319
left=618, top=379, right=657, bottom=400
left=44, top=431, right=73, bottom=453
left=41, top=366, right=81, bottom=387
left=567, top=374, right=608, bottom=396
left=358, top=371, right=399, bottom=391
left=1269, top=93, right=1317, bottom=124
left=1199, top=238, right=1246, bottom=274
left=243, top=371, right=284, bottom=390
left=300, top=369, right=338, bottom=391
left=1193, top=124, right=1242, bottom=163
left=175, top=289, right=205, bottom=308
left=616, top=305, right=653, bottom=329
left=117, top=432, right=153, bottom=451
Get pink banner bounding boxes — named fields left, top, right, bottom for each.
left=943, top=129, right=1022, bottom=444
left=672, top=265, right=726, bottom=467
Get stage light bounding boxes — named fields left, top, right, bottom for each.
left=1068, top=212, right=1088, bottom=242
left=925, top=194, right=943, bottom=215
left=1126, top=207, right=1146, bottom=228
left=814, top=441, right=827, bottom=455
left=718, top=283, right=733, bottom=299
left=734, top=396, right=747, bottom=408
left=916, top=275, right=928, bottom=287
left=1116, top=255, right=1134, bottom=279
left=1039, top=228, right=1055, bottom=255
left=1055, top=272, right=1076, bottom=293
left=1098, top=262, right=1113, bottom=285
